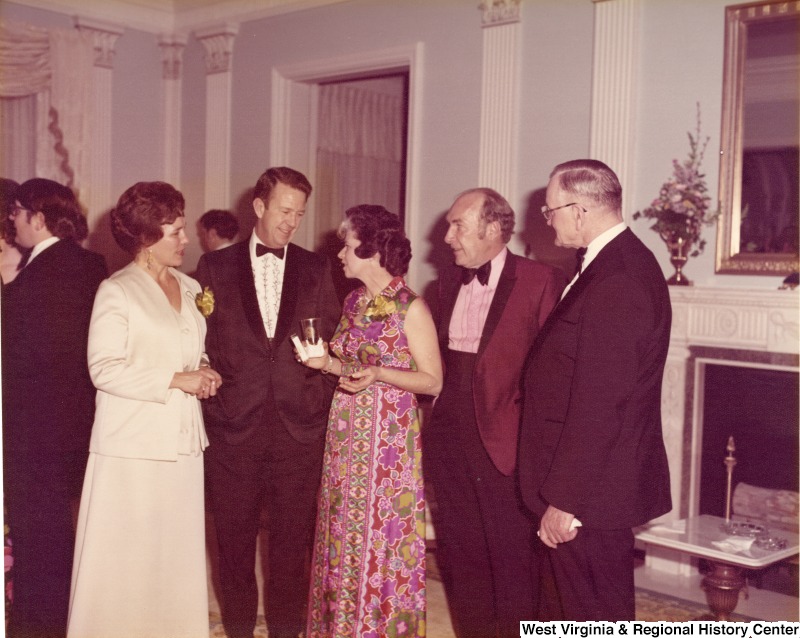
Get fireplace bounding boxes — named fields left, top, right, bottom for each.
left=643, top=286, right=799, bottom=576
left=657, top=287, right=799, bottom=521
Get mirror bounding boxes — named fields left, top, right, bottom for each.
left=716, top=1, right=800, bottom=275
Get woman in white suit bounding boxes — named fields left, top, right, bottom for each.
left=68, top=182, right=222, bottom=638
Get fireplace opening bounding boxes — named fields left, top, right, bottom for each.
left=697, top=361, right=799, bottom=597
left=699, top=363, right=799, bottom=516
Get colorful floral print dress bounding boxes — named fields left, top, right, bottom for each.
left=307, top=276, right=426, bottom=638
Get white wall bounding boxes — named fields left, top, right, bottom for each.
left=630, top=0, right=780, bottom=289
left=2, top=0, right=792, bottom=290
left=220, top=0, right=485, bottom=291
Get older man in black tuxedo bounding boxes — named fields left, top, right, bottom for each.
left=519, top=160, right=672, bottom=621
left=2, top=178, right=107, bottom=638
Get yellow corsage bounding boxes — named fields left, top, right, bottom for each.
left=195, top=287, right=215, bottom=317
left=363, top=295, right=396, bottom=321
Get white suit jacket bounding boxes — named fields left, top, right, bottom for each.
left=87, top=263, right=209, bottom=461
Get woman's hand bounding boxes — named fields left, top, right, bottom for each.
left=170, top=367, right=223, bottom=399
left=338, top=365, right=379, bottom=393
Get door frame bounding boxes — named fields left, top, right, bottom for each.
left=270, top=43, right=423, bottom=281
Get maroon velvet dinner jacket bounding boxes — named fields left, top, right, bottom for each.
left=435, top=251, right=565, bottom=476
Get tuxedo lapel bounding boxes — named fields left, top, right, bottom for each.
left=274, top=244, right=300, bottom=345
left=541, top=229, right=630, bottom=327
left=12, top=240, right=63, bottom=284
left=477, top=252, right=517, bottom=359
left=235, top=242, right=269, bottom=351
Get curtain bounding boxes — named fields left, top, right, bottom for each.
left=0, top=20, right=94, bottom=203
left=0, top=95, right=36, bottom=181
left=315, top=83, right=404, bottom=244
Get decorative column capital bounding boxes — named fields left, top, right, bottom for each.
left=479, top=0, right=521, bottom=27
left=195, top=24, right=239, bottom=75
left=158, top=34, right=188, bottom=81
left=74, top=17, right=124, bottom=69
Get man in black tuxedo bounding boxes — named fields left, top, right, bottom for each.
left=2, top=178, right=107, bottom=638
left=196, top=167, right=340, bottom=638
left=519, top=160, right=672, bottom=621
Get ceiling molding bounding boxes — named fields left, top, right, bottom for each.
left=8, top=0, right=350, bottom=35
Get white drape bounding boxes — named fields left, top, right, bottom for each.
left=315, top=83, right=404, bottom=242
left=0, top=95, right=36, bottom=181
left=0, top=20, right=94, bottom=203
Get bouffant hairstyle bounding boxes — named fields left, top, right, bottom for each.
left=339, top=205, right=411, bottom=276
left=15, top=178, right=88, bottom=242
left=252, top=167, right=312, bottom=204
left=549, top=159, right=622, bottom=212
left=111, top=182, right=185, bottom=255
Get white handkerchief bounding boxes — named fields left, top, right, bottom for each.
left=304, top=341, right=326, bottom=358
left=291, top=334, right=326, bottom=360
left=712, top=537, right=754, bottom=554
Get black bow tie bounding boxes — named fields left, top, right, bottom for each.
left=461, top=261, right=491, bottom=286
left=256, top=244, right=284, bottom=259
left=16, top=248, right=32, bottom=271
left=575, top=247, right=587, bottom=277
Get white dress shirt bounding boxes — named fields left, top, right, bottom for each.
left=560, top=223, right=627, bottom=300
left=448, top=247, right=507, bottom=353
left=249, top=231, right=286, bottom=338
left=26, top=236, right=59, bottom=266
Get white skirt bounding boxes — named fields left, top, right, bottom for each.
left=67, top=452, right=208, bottom=638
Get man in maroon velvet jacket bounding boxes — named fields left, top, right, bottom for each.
left=423, top=187, right=565, bottom=638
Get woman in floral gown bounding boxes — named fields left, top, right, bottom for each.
left=302, top=205, right=443, bottom=638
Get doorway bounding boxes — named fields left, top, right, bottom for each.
left=314, top=73, right=408, bottom=300
left=269, top=43, right=423, bottom=289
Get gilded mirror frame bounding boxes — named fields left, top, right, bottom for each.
left=716, top=0, right=800, bottom=275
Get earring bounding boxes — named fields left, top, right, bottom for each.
left=146, top=250, right=153, bottom=270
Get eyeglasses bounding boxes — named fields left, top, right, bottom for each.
left=8, top=205, right=29, bottom=219
left=540, top=202, right=587, bottom=222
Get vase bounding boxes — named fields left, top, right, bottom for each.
left=661, top=232, right=693, bottom=286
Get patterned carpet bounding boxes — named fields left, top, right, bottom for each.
left=634, top=588, right=752, bottom=622
left=209, top=611, right=268, bottom=637
left=207, top=587, right=752, bottom=637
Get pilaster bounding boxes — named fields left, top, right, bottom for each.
left=477, top=0, right=521, bottom=198
left=74, top=17, right=124, bottom=228
left=159, top=34, right=187, bottom=187
left=196, top=24, right=238, bottom=209
left=590, top=0, right=641, bottom=219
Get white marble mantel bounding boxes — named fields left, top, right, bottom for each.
left=662, top=286, right=799, bottom=519
left=668, top=286, right=799, bottom=357
left=648, top=286, right=799, bottom=575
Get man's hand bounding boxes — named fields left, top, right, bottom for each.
left=538, top=504, right=579, bottom=549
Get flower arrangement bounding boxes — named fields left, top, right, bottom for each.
left=195, top=287, right=215, bottom=317
left=633, top=105, right=718, bottom=257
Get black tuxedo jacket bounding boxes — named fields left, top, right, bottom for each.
left=1, top=239, right=107, bottom=454
left=434, top=251, right=564, bottom=475
left=518, top=229, right=672, bottom=529
left=196, top=241, right=340, bottom=443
